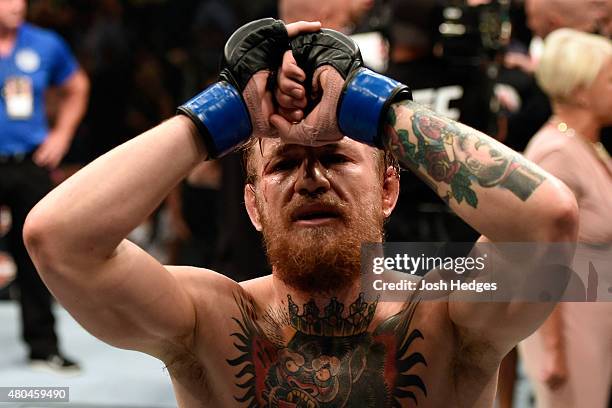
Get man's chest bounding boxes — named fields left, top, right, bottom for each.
left=186, top=297, right=471, bottom=407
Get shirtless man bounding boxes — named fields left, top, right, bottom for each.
left=23, top=19, right=578, bottom=407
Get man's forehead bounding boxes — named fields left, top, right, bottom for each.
left=257, top=137, right=366, bottom=159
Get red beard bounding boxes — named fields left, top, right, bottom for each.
left=259, top=193, right=384, bottom=294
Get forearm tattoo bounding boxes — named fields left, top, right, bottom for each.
left=385, top=100, right=545, bottom=208
left=227, top=293, right=427, bottom=407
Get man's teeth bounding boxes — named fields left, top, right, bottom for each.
left=286, top=389, right=316, bottom=408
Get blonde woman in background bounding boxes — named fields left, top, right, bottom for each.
left=520, top=28, right=612, bottom=408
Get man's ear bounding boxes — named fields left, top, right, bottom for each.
left=382, top=166, right=400, bottom=219
left=244, top=183, right=263, bottom=231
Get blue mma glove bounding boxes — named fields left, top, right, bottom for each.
left=178, top=18, right=289, bottom=158
left=291, top=29, right=412, bottom=147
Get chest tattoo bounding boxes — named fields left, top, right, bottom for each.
left=227, top=293, right=427, bottom=407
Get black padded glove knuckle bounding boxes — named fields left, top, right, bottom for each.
left=220, top=18, right=289, bottom=91
left=289, top=28, right=411, bottom=147
left=178, top=18, right=289, bottom=159
left=290, top=29, right=363, bottom=79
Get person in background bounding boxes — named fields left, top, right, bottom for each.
left=502, top=0, right=604, bottom=152
left=496, top=2, right=610, bottom=406
left=525, top=0, right=602, bottom=42
left=519, top=28, right=612, bottom=408
left=0, top=0, right=89, bottom=373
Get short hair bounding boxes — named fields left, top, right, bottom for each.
left=536, top=28, right=612, bottom=103
left=242, top=138, right=399, bottom=186
left=242, top=137, right=261, bottom=185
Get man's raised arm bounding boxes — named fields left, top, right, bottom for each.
left=383, top=98, right=578, bottom=353
left=383, top=99, right=578, bottom=243
left=24, top=116, right=205, bottom=356
left=23, top=19, right=321, bottom=357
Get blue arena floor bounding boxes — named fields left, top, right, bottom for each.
left=0, top=301, right=175, bottom=407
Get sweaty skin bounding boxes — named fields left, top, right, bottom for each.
left=23, top=30, right=578, bottom=408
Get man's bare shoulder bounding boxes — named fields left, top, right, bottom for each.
left=167, top=265, right=241, bottom=298
left=238, top=274, right=274, bottom=300
left=168, top=267, right=273, bottom=292
left=166, top=268, right=275, bottom=332
left=159, top=268, right=258, bottom=366
left=165, top=265, right=257, bottom=331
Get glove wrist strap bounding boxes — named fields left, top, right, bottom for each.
left=178, top=82, right=252, bottom=158
left=338, top=68, right=411, bottom=147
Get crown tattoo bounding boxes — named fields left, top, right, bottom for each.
left=288, top=293, right=380, bottom=337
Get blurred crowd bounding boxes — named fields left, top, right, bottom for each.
left=0, top=0, right=611, bottom=406
left=29, top=0, right=274, bottom=164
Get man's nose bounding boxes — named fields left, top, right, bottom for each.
left=294, top=160, right=331, bottom=196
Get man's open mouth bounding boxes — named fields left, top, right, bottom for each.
left=291, top=204, right=342, bottom=225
